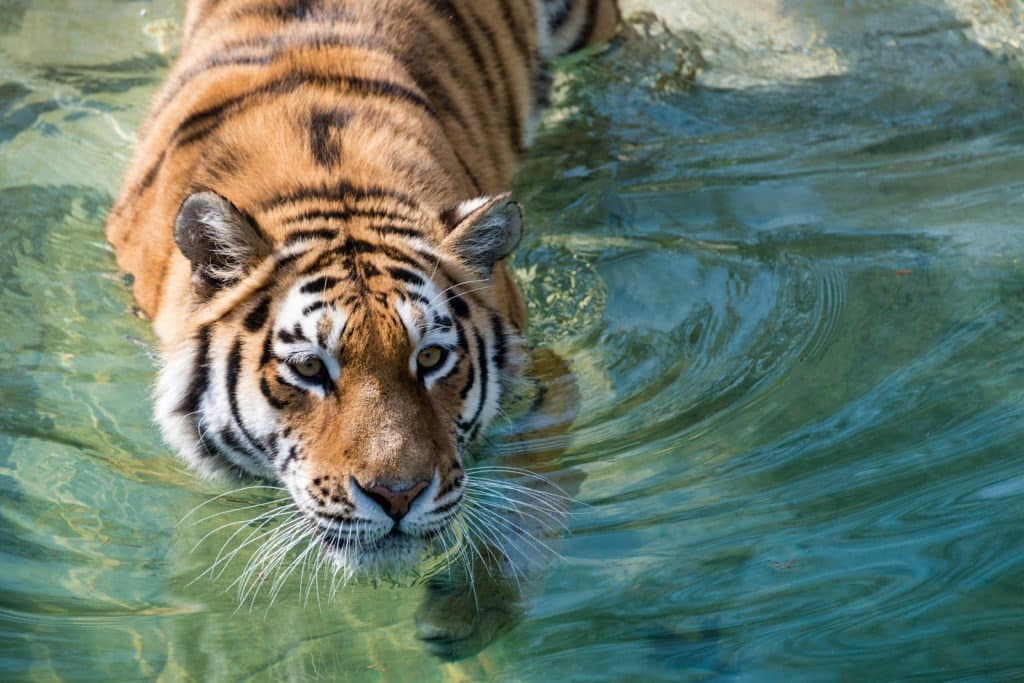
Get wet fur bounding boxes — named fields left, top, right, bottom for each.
left=108, top=0, right=617, bottom=576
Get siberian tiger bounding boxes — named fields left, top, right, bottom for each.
left=107, top=0, right=617, bottom=635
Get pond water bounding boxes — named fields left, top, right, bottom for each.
left=2, top=0, right=1024, bottom=680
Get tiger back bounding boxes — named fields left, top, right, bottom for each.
left=107, top=0, right=618, bottom=577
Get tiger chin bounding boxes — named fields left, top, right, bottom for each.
left=107, top=0, right=617, bottom=659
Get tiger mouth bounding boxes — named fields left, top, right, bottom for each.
left=318, top=527, right=419, bottom=551
left=315, top=526, right=434, bottom=572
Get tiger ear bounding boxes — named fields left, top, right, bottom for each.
left=173, top=191, right=272, bottom=299
left=441, top=193, right=523, bottom=276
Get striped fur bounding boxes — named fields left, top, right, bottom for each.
left=108, top=0, right=617, bottom=574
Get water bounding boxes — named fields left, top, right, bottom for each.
left=2, top=0, right=1024, bottom=680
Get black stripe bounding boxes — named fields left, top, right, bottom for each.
left=421, top=1, right=505, bottom=130
left=408, top=291, right=431, bottom=307
left=164, top=71, right=438, bottom=161
left=372, top=225, right=423, bottom=239
left=463, top=4, right=523, bottom=152
left=283, top=228, right=339, bottom=246
left=273, top=249, right=308, bottom=272
left=456, top=318, right=474, bottom=402
left=177, top=71, right=437, bottom=139
left=151, top=31, right=390, bottom=119
left=265, top=431, right=279, bottom=462
left=260, top=376, right=288, bottom=410
left=548, top=0, right=572, bottom=32
left=196, top=431, right=231, bottom=460
left=490, top=314, right=508, bottom=370
left=468, top=330, right=490, bottom=428
left=226, top=339, right=268, bottom=459
left=532, top=60, right=553, bottom=111
left=171, top=29, right=487, bottom=190
left=452, top=149, right=484, bottom=194
left=137, top=149, right=165, bottom=193
left=278, top=328, right=309, bottom=344
left=568, top=0, right=602, bottom=53
left=283, top=444, right=300, bottom=469
left=321, top=237, right=431, bottom=272
left=179, top=325, right=212, bottom=416
left=387, top=267, right=425, bottom=286
left=280, top=207, right=415, bottom=226
left=176, top=120, right=226, bottom=149
left=260, top=327, right=275, bottom=366
left=302, top=300, right=328, bottom=316
left=458, top=356, right=475, bottom=405
left=496, top=0, right=533, bottom=70
left=220, top=427, right=262, bottom=463
left=448, top=291, right=470, bottom=317
left=243, top=296, right=272, bottom=332
left=309, top=107, right=351, bottom=168
left=300, top=276, right=340, bottom=294
left=256, top=181, right=417, bottom=212
left=431, top=496, right=463, bottom=515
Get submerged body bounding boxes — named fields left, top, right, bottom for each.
left=107, top=0, right=617, bottom=579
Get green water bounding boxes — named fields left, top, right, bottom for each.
left=3, top=0, right=1024, bottom=680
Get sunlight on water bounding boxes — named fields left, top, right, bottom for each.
left=2, top=0, right=1024, bottom=680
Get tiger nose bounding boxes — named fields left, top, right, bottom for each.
left=352, top=478, right=430, bottom=520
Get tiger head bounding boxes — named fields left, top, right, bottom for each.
left=155, top=189, right=527, bottom=576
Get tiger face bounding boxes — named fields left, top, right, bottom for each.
left=155, top=190, right=526, bottom=575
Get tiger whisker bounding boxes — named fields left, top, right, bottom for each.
left=240, top=527, right=308, bottom=610
left=189, top=506, right=299, bottom=585
left=442, top=282, right=495, bottom=307
left=466, top=483, right=573, bottom=539
left=186, top=496, right=289, bottom=529
left=425, top=277, right=489, bottom=310
left=465, top=465, right=574, bottom=493
left=462, top=503, right=551, bottom=574
left=206, top=519, right=287, bottom=583
left=230, top=517, right=299, bottom=599
left=232, top=515, right=308, bottom=609
left=177, top=484, right=288, bottom=527
left=458, top=507, right=516, bottom=570
left=464, top=476, right=574, bottom=518
left=465, top=501, right=566, bottom=565
left=451, top=517, right=481, bottom=608
left=266, top=533, right=320, bottom=611
left=465, top=477, right=581, bottom=514
left=466, top=495, right=570, bottom=536
left=190, top=505, right=297, bottom=554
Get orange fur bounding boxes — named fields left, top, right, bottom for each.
left=108, top=0, right=617, bottom=575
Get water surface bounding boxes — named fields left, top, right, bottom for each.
left=2, top=0, right=1024, bottom=680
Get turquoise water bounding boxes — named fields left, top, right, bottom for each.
left=3, top=0, right=1024, bottom=680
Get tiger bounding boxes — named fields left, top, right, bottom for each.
left=107, top=0, right=618, bottom=596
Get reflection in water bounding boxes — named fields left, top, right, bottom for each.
left=2, top=0, right=1024, bottom=680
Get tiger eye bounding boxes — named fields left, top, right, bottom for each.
left=294, top=357, right=324, bottom=378
left=417, top=346, right=445, bottom=369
